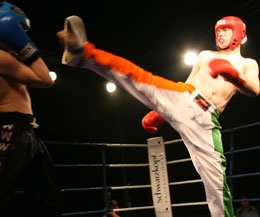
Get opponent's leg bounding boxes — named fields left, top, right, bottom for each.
left=24, top=138, right=61, bottom=217
left=0, top=124, right=36, bottom=215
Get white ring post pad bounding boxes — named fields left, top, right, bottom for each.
left=148, top=137, right=173, bottom=217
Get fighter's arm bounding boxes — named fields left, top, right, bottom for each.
left=0, top=49, right=53, bottom=88
left=0, top=11, right=53, bottom=88
left=209, top=58, right=259, bottom=97
left=241, top=58, right=260, bottom=97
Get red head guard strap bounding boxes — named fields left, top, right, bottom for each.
left=215, top=16, right=246, bottom=50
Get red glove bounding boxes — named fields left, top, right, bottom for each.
left=208, top=59, right=245, bottom=87
left=142, top=111, right=165, bottom=134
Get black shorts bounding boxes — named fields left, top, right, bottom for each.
left=0, top=112, right=60, bottom=217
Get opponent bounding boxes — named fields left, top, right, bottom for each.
left=57, top=15, right=259, bottom=217
left=0, top=2, right=60, bottom=217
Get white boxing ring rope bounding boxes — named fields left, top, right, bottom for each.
left=13, top=122, right=260, bottom=216
left=52, top=138, right=208, bottom=217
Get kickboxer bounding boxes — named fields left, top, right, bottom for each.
left=57, top=15, right=259, bottom=217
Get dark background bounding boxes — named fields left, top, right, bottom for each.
left=13, top=0, right=260, bottom=144
left=5, top=0, right=260, bottom=216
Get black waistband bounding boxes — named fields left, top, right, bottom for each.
left=0, top=112, right=35, bottom=127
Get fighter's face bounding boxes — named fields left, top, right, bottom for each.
left=216, top=27, right=233, bottom=49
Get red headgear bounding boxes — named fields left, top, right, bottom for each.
left=215, top=16, right=246, bottom=50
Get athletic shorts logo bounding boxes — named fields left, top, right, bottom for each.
left=194, top=94, right=211, bottom=111
left=0, top=124, right=15, bottom=173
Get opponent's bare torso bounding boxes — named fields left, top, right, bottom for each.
left=0, top=76, right=32, bottom=114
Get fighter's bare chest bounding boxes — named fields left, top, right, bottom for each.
left=207, top=54, right=246, bottom=74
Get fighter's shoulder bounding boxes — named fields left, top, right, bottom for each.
left=197, top=50, right=215, bottom=59
left=244, top=57, right=258, bottom=67
left=195, top=50, right=215, bottom=64
left=243, top=57, right=259, bottom=74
